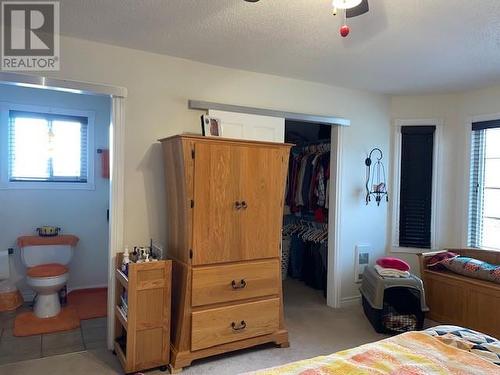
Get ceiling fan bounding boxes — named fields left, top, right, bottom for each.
left=243, top=0, right=369, bottom=38
left=333, top=0, right=369, bottom=37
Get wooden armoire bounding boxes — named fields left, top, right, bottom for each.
left=160, top=134, right=291, bottom=371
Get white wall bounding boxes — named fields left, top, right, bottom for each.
left=390, top=84, right=500, bottom=274
left=26, top=36, right=390, bottom=302
left=0, top=85, right=110, bottom=297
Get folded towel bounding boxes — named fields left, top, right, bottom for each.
left=376, top=257, right=410, bottom=272
left=374, top=264, right=410, bottom=278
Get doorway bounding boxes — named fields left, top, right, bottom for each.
left=282, top=120, right=339, bottom=306
left=0, top=73, right=126, bottom=362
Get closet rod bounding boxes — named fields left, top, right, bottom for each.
left=284, top=215, right=328, bottom=225
left=294, top=139, right=331, bottom=147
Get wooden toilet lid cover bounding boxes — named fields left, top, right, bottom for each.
left=27, top=263, right=69, bottom=278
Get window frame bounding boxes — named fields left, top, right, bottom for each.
left=464, top=113, right=500, bottom=251
left=391, top=119, right=443, bottom=254
left=0, top=102, right=95, bottom=190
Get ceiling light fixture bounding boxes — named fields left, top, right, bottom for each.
left=331, top=0, right=362, bottom=10
left=243, top=0, right=370, bottom=38
left=331, top=0, right=368, bottom=38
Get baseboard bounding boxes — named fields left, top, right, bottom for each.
left=16, top=283, right=108, bottom=303
left=67, top=284, right=108, bottom=294
left=18, top=284, right=107, bottom=303
left=340, top=295, right=361, bottom=307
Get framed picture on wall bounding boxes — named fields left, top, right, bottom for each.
left=201, top=115, right=222, bottom=137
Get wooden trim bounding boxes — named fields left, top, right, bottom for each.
left=115, top=269, right=128, bottom=289
left=424, top=269, right=500, bottom=291
left=115, top=305, right=128, bottom=330
left=159, top=134, right=294, bottom=147
left=113, top=341, right=127, bottom=369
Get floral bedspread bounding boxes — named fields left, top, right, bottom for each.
left=247, top=327, right=499, bottom=374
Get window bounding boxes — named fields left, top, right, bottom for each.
left=469, top=120, right=500, bottom=249
left=392, top=120, right=440, bottom=252
left=8, top=111, right=88, bottom=183
left=398, top=126, right=436, bottom=249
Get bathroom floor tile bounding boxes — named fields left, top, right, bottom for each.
left=42, top=328, right=85, bottom=357
left=0, top=305, right=30, bottom=329
left=84, top=338, right=108, bottom=350
left=81, top=317, right=106, bottom=330
left=82, top=324, right=107, bottom=350
left=0, top=311, right=16, bottom=329
left=0, top=328, right=42, bottom=365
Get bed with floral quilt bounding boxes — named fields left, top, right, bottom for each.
left=247, top=326, right=500, bottom=374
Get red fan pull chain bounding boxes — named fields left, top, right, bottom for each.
left=340, top=9, right=350, bottom=37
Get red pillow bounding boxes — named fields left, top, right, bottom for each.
left=376, top=257, right=410, bottom=272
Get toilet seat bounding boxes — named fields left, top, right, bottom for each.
left=27, top=263, right=68, bottom=278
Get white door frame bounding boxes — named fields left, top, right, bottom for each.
left=284, top=122, right=344, bottom=309
left=0, top=72, right=127, bottom=350
left=327, top=125, right=343, bottom=308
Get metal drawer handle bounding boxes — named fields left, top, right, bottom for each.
left=234, top=201, right=242, bottom=210
left=241, top=201, right=248, bottom=209
left=231, top=279, right=247, bottom=289
left=231, top=320, right=247, bottom=331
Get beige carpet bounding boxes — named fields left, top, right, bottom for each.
left=0, top=279, right=434, bottom=375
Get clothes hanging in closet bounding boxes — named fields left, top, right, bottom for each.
left=288, top=236, right=327, bottom=297
left=283, top=218, right=328, bottom=297
left=285, top=144, right=331, bottom=221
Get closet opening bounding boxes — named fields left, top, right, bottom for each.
left=282, top=120, right=334, bottom=305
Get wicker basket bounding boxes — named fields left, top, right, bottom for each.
left=0, top=289, right=23, bottom=312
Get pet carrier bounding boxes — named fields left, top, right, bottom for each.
left=360, top=265, right=428, bottom=334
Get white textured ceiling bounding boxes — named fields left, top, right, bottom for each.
left=59, top=0, right=500, bottom=94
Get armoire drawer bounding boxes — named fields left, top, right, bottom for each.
left=191, top=298, right=280, bottom=351
left=191, top=259, right=280, bottom=307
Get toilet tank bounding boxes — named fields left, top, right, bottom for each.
left=20, top=245, right=74, bottom=267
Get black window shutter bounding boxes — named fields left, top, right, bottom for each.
left=399, top=126, right=436, bottom=249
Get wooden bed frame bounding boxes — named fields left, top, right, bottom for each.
left=418, top=248, right=500, bottom=339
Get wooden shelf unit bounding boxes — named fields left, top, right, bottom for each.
left=114, top=253, right=172, bottom=374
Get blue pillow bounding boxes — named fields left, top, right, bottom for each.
left=441, top=256, right=500, bottom=284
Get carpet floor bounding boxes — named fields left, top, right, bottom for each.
left=0, top=280, right=436, bottom=374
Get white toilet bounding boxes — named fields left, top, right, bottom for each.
left=20, top=244, right=74, bottom=318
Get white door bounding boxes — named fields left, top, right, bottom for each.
left=208, top=110, right=285, bottom=142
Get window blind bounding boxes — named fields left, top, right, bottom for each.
left=468, top=129, right=485, bottom=247
left=399, top=126, right=435, bottom=249
left=469, top=120, right=500, bottom=249
left=8, top=110, right=88, bottom=183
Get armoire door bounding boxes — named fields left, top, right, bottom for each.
left=239, top=147, right=286, bottom=260
left=192, top=142, right=242, bottom=265
left=192, top=142, right=287, bottom=265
